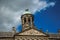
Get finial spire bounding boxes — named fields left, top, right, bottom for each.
left=46, top=30, right=48, bottom=34
left=24, top=9, right=31, bottom=14
left=25, top=9, right=29, bottom=11
left=12, top=27, right=16, bottom=34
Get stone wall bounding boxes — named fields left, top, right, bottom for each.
left=0, top=37, right=13, bottom=40
left=15, top=35, right=49, bottom=40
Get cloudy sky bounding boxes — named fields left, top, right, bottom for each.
left=0, top=0, right=60, bottom=33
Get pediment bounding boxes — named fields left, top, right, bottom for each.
left=17, top=29, right=47, bottom=36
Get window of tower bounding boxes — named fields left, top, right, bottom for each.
left=28, top=18, right=31, bottom=26
left=28, top=18, right=30, bottom=22
left=24, top=18, right=26, bottom=23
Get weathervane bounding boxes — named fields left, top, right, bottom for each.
left=24, top=9, right=31, bottom=14
left=25, top=9, right=29, bottom=11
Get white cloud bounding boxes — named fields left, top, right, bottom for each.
left=0, top=0, right=55, bottom=32
left=49, top=2, right=55, bottom=7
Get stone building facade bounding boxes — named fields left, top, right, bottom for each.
left=0, top=9, right=60, bottom=40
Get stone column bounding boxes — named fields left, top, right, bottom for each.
left=22, top=18, right=24, bottom=24
left=30, top=17, right=33, bottom=27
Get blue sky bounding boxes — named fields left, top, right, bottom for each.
left=34, top=0, right=60, bottom=33
left=17, top=0, right=60, bottom=33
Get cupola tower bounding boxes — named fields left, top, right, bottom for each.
left=21, top=9, right=34, bottom=31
